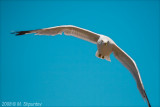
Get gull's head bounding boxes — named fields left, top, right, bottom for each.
left=101, top=39, right=109, bottom=46
left=98, top=37, right=109, bottom=46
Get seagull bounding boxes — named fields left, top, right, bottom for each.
left=12, top=25, right=151, bottom=107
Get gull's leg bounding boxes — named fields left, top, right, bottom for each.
left=102, top=56, right=104, bottom=59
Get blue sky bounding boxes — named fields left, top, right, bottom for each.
left=0, top=0, right=159, bottom=106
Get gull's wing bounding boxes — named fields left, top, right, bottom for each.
left=112, top=44, right=151, bottom=107
left=12, top=25, right=100, bottom=44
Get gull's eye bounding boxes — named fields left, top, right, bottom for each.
left=101, top=40, right=104, bottom=43
left=104, top=43, right=107, bottom=46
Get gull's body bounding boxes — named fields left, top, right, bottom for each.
left=13, top=25, right=151, bottom=107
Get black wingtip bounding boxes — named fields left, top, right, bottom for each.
left=146, top=95, right=151, bottom=107
left=11, top=31, right=31, bottom=36
left=144, top=91, right=151, bottom=107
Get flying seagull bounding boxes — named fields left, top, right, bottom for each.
left=12, top=25, right=151, bottom=107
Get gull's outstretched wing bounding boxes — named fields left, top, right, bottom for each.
left=12, top=25, right=100, bottom=44
left=113, top=44, right=151, bottom=107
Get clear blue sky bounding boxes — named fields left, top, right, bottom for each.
left=0, top=0, right=159, bottom=106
